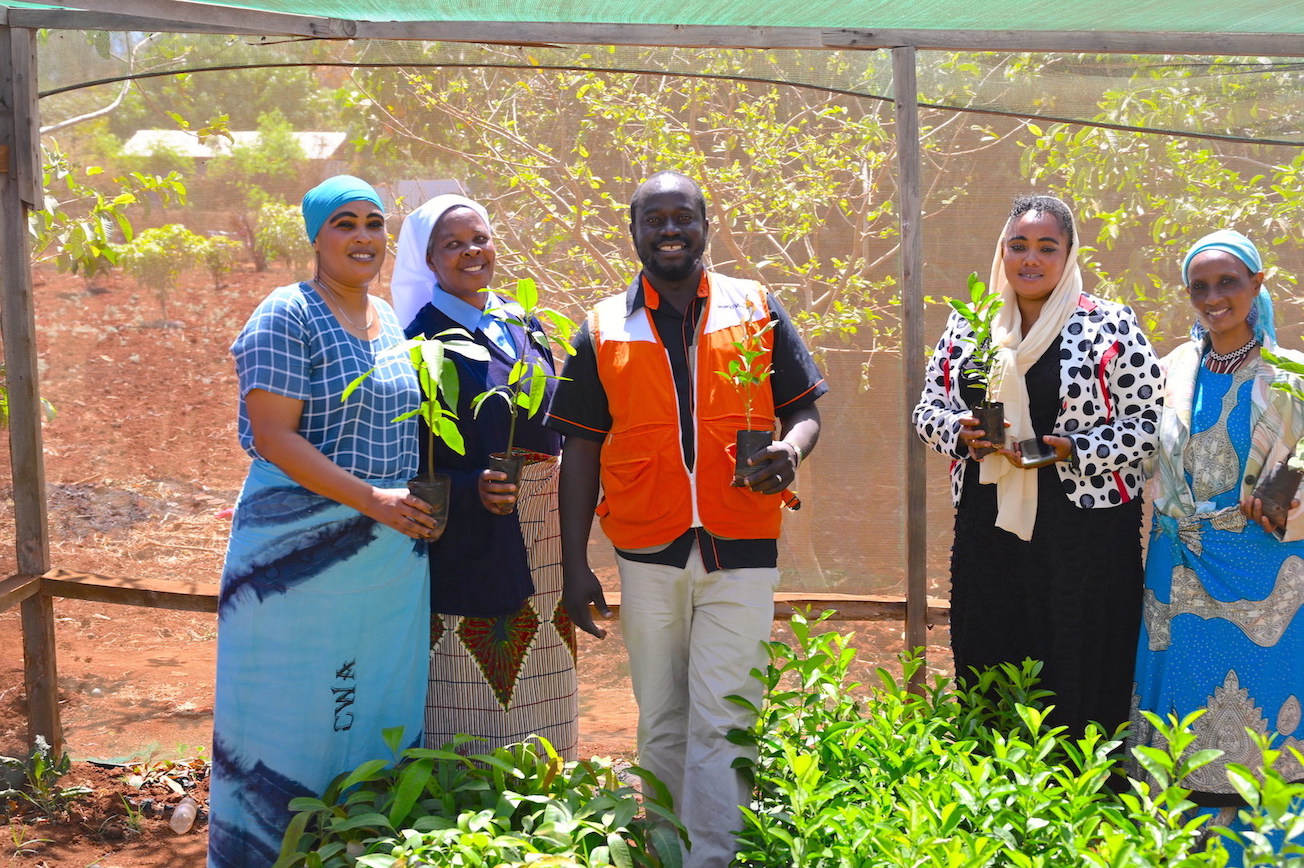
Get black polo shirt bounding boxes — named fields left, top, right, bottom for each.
left=546, top=272, right=827, bottom=572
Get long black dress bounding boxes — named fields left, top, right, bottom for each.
left=950, top=335, right=1144, bottom=736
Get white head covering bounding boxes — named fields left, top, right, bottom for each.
left=979, top=201, right=1083, bottom=541
left=390, top=194, right=492, bottom=330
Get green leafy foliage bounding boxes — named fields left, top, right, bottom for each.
left=31, top=143, right=186, bottom=282
left=1259, top=348, right=1304, bottom=468
left=347, top=48, right=1005, bottom=366
left=1018, top=55, right=1304, bottom=344
left=344, top=329, right=489, bottom=471
left=209, top=110, right=310, bottom=210
left=0, top=364, right=57, bottom=429
left=731, top=610, right=1304, bottom=866
left=254, top=199, right=314, bottom=273
left=471, top=278, right=578, bottom=455
left=0, top=736, right=93, bottom=821
left=273, top=731, right=684, bottom=868
left=113, top=223, right=205, bottom=321
left=946, top=272, right=1005, bottom=394
left=715, top=302, right=778, bottom=431
left=198, top=234, right=246, bottom=290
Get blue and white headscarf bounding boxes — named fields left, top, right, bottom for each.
left=300, top=175, right=384, bottom=242
left=1181, top=229, right=1275, bottom=346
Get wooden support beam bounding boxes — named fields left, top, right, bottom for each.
left=7, top=5, right=1303, bottom=58
left=0, top=25, right=46, bottom=574
left=588, top=591, right=948, bottom=623
left=41, top=569, right=220, bottom=613
left=20, top=594, right=59, bottom=756
left=893, top=47, right=929, bottom=692
left=0, top=573, right=40, bottom=610
left=2, top=25, right=58, bottom=754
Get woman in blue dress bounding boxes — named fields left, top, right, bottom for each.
left=390, top=194, right=578, bottom=759
left=1131, top=229, right=1304, bottom=862
left=208, top=176, right=441, bottom=868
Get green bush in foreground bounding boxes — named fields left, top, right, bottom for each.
left=732, top=611, right=1304, bottom=867
left=279, top=614, right=1304, bottom=867
left=273, top=730, right=683, bottom=868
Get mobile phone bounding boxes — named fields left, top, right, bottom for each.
left=1018, top=437, right=1059, bottom=469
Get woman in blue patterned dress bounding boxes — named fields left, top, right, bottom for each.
left=207, top=176, right=441, bottom=868
left=1131, top=230, right=1304, bottom=863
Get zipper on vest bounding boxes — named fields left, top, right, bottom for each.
left=688, top=299, right=705, bottom=529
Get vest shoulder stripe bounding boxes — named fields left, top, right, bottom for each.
left=703, top=274, right=768, bottom=336
left=593, top=295, right=657, bottom=344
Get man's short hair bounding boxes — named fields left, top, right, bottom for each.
left=629, top=171, right=708, bottom=223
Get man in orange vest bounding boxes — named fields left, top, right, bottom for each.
left=547, top=171, right=826, bottom=868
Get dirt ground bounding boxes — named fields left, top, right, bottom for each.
left=0, top=262, right=951, bottom=866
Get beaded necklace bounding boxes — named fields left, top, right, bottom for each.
left=1203, top=337, right=1257, bottom=374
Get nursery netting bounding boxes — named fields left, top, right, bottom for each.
left=16, top=33, right=1304, bottom=607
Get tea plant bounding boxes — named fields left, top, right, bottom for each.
left=114, top=223, right=203, bottom=322
left=274, top=728, right=683, bottom=868
left=345, top=328, right=489, bottom=468
left=948, top=272, right=1005, bottom=394
left=472, top=277, right=578, bottom=457
left=729, top=611, right=1262, bottom=867
left=254, top=199, right=314, bottom=272
left=198, top=234, right=246, bottom=290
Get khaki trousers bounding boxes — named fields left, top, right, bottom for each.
left=617, top=548, right=778, bottom=868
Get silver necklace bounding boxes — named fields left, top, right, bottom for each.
left=312, top=278, right=374, bottom=331
left=1204, top=337, right=1257, bottom=373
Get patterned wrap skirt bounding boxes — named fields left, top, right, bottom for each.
left=424, top=454, right=579, bottom=759
left=208, top=460, right=429, bottom=868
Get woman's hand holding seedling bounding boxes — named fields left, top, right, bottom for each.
left=478, top=469, right=518, bottom=514
left=958, top=414, right=1012, bottom=460
left=368, top=487, right=443, bottom=540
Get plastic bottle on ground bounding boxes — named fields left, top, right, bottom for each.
left=169, top=796, right=198, bottom=834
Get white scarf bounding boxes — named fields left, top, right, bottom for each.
left=390, top=194, right=492, bottom=330
left=978, top=214, right=1083, bottom=541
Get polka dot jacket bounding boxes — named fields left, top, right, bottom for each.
left=912, top=293, right=1164, bottom=509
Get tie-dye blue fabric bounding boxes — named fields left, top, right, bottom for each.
left=207, top=460, right=427, bottom=867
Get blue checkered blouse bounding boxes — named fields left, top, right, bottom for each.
left=232, top=282, right=420, bottom=482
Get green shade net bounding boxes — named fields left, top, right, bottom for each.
left=10, top=0, right=1304, bottom=32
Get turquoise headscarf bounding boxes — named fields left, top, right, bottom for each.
left=300, top=175, right=384, bottom=242
left=1181, top=229, right=1276, bottom=346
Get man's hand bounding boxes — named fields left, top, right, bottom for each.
left=563, top=565, right=612, bottom=639
left=740, top=440, right=797, bottom=495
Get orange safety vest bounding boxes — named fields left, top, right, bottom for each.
left=590, top=272, right=782, bottom=549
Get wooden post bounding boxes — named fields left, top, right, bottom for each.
left=892, top=46, right=929, bottom=691
left=1, top=25, right=60, bottom=754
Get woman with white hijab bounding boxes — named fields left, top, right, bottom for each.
left=913, top=194, right=1164, bottom=736
left=391, top=194, right=578, bottom=760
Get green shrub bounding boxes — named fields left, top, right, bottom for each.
left=274, top=730, right=684, bottom=868
left=114, top=222, right=204, bottom=322
left=255, top=199, right=313, bottom=273
left=197, top=234, right=246, bottom=290
left=731, top=611, right=1304, bottom=867
left=33, top=143, right=187, bottom=283
left=275, top=615, right=1304, bottom=867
